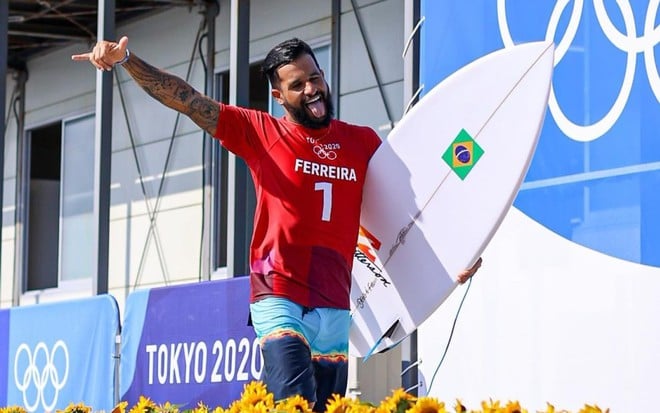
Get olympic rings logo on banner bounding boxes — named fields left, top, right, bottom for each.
left=13, top=341, right=70, bottom=412
left=497, top=0, right=660, bottom=142
left=313, top=144, right=337, bottom=160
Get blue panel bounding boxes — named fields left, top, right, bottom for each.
left=121, top=277, right=260, bottom=409
left=119, top=288, right=150, bottom=398
left=420, top=0, right=660, bottom=265
left=7, top=295, right=120, bottom=412
left=0, top=309, right=9, bottom=407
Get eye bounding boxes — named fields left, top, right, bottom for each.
left=289, top=81, right=304, bottom=91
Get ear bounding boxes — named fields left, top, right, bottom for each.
left=271, top=88, right=284, bottom=105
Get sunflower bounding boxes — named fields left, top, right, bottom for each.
left=129, top=395, right=158, bottom=413
left=480, top=399, right=502, bottom=413
left=191, top=401, right=211, bottom=413
left=453, top=399, right=467, bottom=413
left=503, top=400, right=527, bottom=413
left=325, top=394, right=355, bottom=413
left=226, top=396, right=273, bottom=412
left=405, top=397, right=447, bottom=413
left=542, top=403, right=573, bottom=413
left=226, top=399, right=271, bottom=413
left=56, top=402, right=92, bottom=413
left=351, top=404, right=378, bottom=413
left=239, top=381, right=275, bottom=409
left=542, top=403, right=556, bottom=413
left=0, top=408, right=28, bottom=413
left=235, top=404, right=270, bottom=413
left=243, top=380, right=270, bottom=396
left=157, top=401, right=180, bottom=413
left=577, top=405, right=608, bottom=413
left=112, top=401, right=129, bottom=413
left=379, top=388, right=416, bottom=412
left=274, top=394, right=313, bottom=412
left=374, top=405, right=392, bottom=413
left=225, top=399, right=243, bottom=413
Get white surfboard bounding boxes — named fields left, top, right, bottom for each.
left=349, top=41, right=555, bottom=358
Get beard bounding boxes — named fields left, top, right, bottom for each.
left=282, top=89, right=335, bottom=129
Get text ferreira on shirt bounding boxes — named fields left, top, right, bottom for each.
left=294, top=158, right=358, bottom=182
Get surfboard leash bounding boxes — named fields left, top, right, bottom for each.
left=426, top=276, right=473, bottom=395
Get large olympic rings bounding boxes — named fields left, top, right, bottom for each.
left=497, top=0, right=660, bottom=142
left=13, top=341, right=70, bottom=412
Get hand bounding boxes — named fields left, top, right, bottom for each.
left=457, top=256, right=482, bottom=284
left=71, top=36, right=129, bottom=71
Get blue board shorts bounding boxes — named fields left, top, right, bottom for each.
left=249, top=297, right=349, bottom=411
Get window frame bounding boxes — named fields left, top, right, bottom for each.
left=18, top=111, right=96, bottom=301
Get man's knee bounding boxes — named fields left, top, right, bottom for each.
left=260, top=331, right=317, bottom=403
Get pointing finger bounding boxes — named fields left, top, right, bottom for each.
left=71, top=52, right=92, bottom=61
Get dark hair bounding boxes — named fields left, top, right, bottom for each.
left=262, top=38, right=321, bottom=87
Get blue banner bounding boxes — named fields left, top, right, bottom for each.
left=0, top=309, right=9, bottom=407
left=120, top=277, right=261, bottom=409
left=6, top=295, right=120, bottom=412
left=420, top=0, right=660, bottom=266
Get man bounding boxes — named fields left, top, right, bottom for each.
left=73, top=37, right=481, bottom=411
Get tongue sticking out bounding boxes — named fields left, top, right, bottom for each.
left=306, top=99, right=326, bottom=119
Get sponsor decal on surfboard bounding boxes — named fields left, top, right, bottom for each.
left=442, top=128, right=484, bottom=180
left=353, top=226, right=391, bottom=310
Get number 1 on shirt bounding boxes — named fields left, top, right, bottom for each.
left=315, top=182, right=332, bottom=221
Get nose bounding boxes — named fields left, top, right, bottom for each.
left=304, top=81, right=317, bottom=96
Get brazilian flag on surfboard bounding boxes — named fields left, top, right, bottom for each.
left=442, top=128, right=484, bottom=180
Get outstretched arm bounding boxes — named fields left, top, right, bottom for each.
left=72, top=36, right=220, bottom=136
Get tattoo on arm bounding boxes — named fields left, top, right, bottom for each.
left=122, top=54, right=220, bottom=135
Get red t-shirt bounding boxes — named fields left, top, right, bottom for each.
left=214, top=104, right=381, bottom=309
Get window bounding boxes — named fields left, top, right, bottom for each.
left=59, top=115, right=95, bottom=280
left=26, top=122, right=61, bottom=290
left=23, top=114, right=95, bottom=291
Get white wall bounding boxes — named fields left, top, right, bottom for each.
left=418, top=207, right=660, bottom=412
